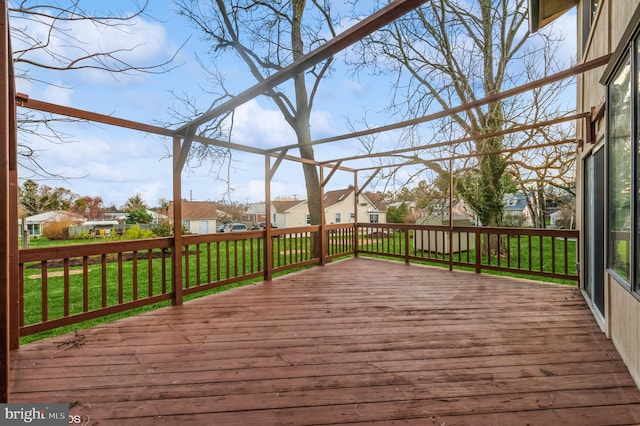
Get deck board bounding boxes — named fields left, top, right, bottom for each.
left=9, top=257, right=640, bottom=425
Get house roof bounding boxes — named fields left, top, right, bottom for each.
left=364, top=191, right=386, bottom=212
left=167, top=201, right=218, bottom=220
left=503, top=193, right=527, bottom=212
left=272, top=200, right=306, bottom=213
left=324, top=188, right=352, bottom=207
left=25, top=210, right=85, bottom=224
left=528, top=0, right=576, bottom=33
left=245, top=202, right=266, bottom=215
left=323, top=187, right=387, bottom=212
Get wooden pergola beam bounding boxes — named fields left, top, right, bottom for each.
left=17, top=94, right=360, bottom=173
left=271, top=55, right=610, bottom=153
left=356, top=139, right=576, bottom=172
left=321, top=162, right=343, bottom=187
left=320, top=112, right=589, bottom=165
left=356, top=169, right=382, bottom=196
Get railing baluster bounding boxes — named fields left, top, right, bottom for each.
left=118, top=253, right=124, bottom=304
left=83, top=256, right=89, bottom=311
left=63, top=258, right=70, bottom=317
left=207, top=242, right=212, bottom=283
left=564, top=237, right=569, bottom=276
left=234, top=240, right=239, bottom=278
left=184, top=245, right=190, bottom=289
left=132, top=251, right=138, bottom=300
left=102, top=254, right=107, bottom=307
left=147, top=250, right=153, bottom=298
left=551, top=236, right=556, bottom=274
left=161, top=249, right=167, bottom=294
left=215, top=241, right=220, bottom=282
left=528, top=236, right=532, bottom=271
left=539, top=235, right=544, bottom=273
left=195, top=243, right=201, bottom=286
left=41, top=261, right=48, bottom=322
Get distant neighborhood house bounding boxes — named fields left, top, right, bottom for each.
left=271, top=188, right=387, bottom=228
left=272, top=199, right=309, bottom=228
left=19, top=211, right=85, bottom=237
left=503, top=193, right=533, bottom=226
left=324, top=188, right=386, bottom=225
left=167, top=200, right=219, bottom=234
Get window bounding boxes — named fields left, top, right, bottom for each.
left=370, top=214, right=379, bottom=224
left=350, top=212, right=355, bottom=222
left=306, top=214, right=311, bottom=225
left=605, top=32, right=640, bottom=296
left=608, top=55, right=632, bottom=283
left=581, top=0, right=599, bottom=54
left=335, top=213, right=341, bottom=223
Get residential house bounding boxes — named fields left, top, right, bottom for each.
left=20, top=211, right=85, bottom=237
left=243, top=202, right=276, bottom=225
left=102, top=209, right=167, bottom=225
left=168, top=201, right=218, bottom=234
left=531, top=0, right=640, bottom=387
left=503, top=193, right=533, bottom=227
left=272, top=200, right=308, bottom=228
left=272, top=188, right=387, bottom=228
left=324, top=187, right=387, bottom=225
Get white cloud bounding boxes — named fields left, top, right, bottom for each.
left=224, top=100, right=296, bottom=147
left=41, top=84, right=72, bottom=105
left=13, top=9, right=174, bottom=86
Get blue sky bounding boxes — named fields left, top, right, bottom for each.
left=12, top=1, right=577, bottom=208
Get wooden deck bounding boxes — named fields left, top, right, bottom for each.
left=9, top=257, right=640, bottom=425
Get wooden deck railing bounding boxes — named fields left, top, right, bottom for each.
left=356, top=223, right=579, bottom=281
left=18, top=238, right=174, bottom=336
left=17, top=223, right=578, bottom=339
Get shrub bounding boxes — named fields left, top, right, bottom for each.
left=43, top=220, right=75, bottom=240
left=153, top=221, right=173, bottom=237
left=124, top=225, right=157, bottom=240
left=74, top=231, right=92, bottom=240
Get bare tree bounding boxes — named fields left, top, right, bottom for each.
left=351, top=0, right=573, bottom=230
left=9, top=0, right=180, bottom=177
left=173, top=0, right=338, bottom=225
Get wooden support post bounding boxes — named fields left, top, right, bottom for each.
left=1, top=1, right=12, bottom=402
left=448, top=158, right=454, bottom=272
left=172, top=136, right=184, bottom=306
left=264, top=155, right=273, bottom=281
left=319, top=165, right=327, bottom=266
left=353, top=171, right=359, bottom=258
left=8, top=42, right=18, bottom=351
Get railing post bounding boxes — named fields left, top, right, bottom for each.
left=353, top=223, right=359, bottom=258
left=475, top=229, right=482, bottom=274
